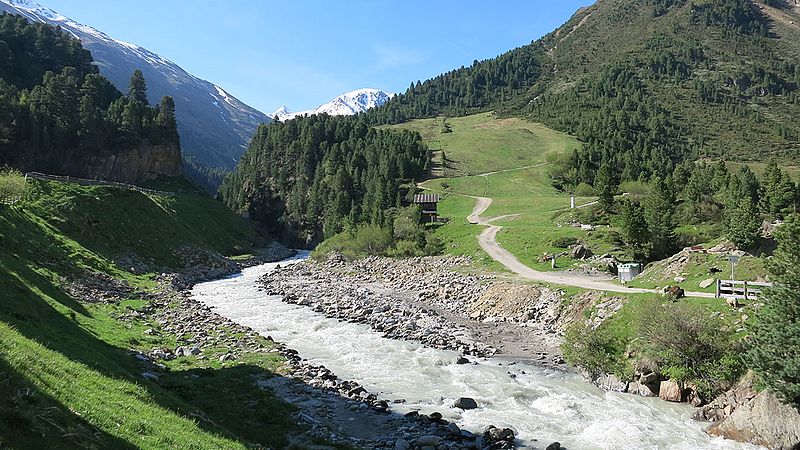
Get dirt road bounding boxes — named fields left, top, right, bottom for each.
left=467, top=196, right=715, bottom=298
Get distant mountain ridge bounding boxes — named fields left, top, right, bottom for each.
left=270, top=88, right=393, bottom=120
left=0, top=0, right=270, bottom=189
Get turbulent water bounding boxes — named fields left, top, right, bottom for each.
left=192, top=257, right=762, bottom=450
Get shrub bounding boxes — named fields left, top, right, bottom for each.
left=619, top=180, right=650, bottom=197
left=634, top=300, right=744, bottom=399
left=574, top=182, right=595, bottom=197
left=551, top=235, right=579, bottom=248
left=562, top=322, right=623, bottom=377
left=0, top=169, right=28, bottom=203
left=312, top=224, right=393, bottom=259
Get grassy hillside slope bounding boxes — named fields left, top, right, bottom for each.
left=390, top=113, right=602, bottom=271
left=0, top=179, right=296, bottom=449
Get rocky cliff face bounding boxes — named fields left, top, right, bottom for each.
left=83, top=141, right=182, bottom=184
left=695, top=372, right=800, bottom=450
left=39, top=140, right=183, bottom=184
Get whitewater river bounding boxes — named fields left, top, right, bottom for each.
left=192, top=256, right=762, bottom=450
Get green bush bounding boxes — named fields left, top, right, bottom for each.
left=551, top=235, right=579, bottom=248
left=634, top=300, right=744, bottom=399
left=312, top=224, right=393, bottom=259
left=0, top=169, right=28, bottom=203
left=574, top=182, right=595, bottom=197
left=619, top=180, right=650, bottom=197
left=562, top=322, right=624, bottom=377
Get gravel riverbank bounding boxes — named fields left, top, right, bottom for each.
left=261, top=252, right=567, bottom=367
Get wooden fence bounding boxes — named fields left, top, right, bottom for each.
left=25, top=172, right=175, bottom=197
left=715, top=279, right=772, bottom=301
left=0, top=194, right=22, bottom=205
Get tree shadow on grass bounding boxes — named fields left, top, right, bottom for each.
left=0, top=358, right=137, bottom=450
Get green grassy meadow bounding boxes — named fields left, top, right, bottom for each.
left=390, top=113, right=608, bottom=271
left=0, top=179, right=299, bottom=449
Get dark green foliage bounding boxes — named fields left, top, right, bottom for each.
left=642, top=177, right=677, bottom=259
left=183, top=155, right=229, bottom=194
left=759, top=160, right=796, bottom=216
left=218, top=114, right=429, bottom=241
left=127, top=69, right=148, bottom=105
left=361, top=0, right=799, bottom=193
left=621, top=199, right=650, bottom=260
left=748, top=214, right=800, bottom=410
left=367, top=45, right=544, bottom=123
left=0, top=13, right=96, bottom=89
left=691, top=0, right=768, bottom=36
left=0, top=14, right=180, bottom=175
left=725, top=197, right=761, bottom=249
left=594, top=161, right=618, bottom=211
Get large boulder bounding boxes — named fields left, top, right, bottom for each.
left=659, top=380, right=683, bottom=402
left=483, top=426, right=515, bottom=448
left=570, top=244, right=593, bottom=260
left=697, top=372, right=800, bottom=450
left=453, top=397, right=478, bottom=410
left=594, top=373, right=628, bottom=392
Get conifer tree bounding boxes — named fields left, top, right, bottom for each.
left=748, top=214, right=800, bottom=410
left=725, top=197, right=761, bottom=249
left=643, top=177, right=676, bottom=259
left=128, top=69, right=148, bottom=105
left=594, top=161, right=617, bottom=211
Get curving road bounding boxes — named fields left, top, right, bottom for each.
left=467, top=195, right=715, bottom=298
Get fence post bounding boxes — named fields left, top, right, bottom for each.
left=743, top=281, right=748, bottom=301
left=715, top=279, right=720, bottom=298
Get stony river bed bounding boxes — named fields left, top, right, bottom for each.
left=190, top=255, right=765, bottom=450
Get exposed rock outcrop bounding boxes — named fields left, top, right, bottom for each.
left=83, top=141, right=182, bottom=184
left=695, top=372, right=800, bottom=450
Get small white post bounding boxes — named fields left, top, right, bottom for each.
left=570, top=194, right=575, bottom=209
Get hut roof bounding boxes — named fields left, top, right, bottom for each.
left=413, top=193, right=440, bottom=203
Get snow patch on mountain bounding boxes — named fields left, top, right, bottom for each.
left=270, top=88, right=393, bottom=120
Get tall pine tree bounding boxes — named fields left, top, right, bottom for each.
left=748, top=214, right=800, bottom=410
left=128, top=69, right=148, bottom=105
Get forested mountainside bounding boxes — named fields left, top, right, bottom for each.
left=369, top=0, right=800, bottom=186
left=0, top=14, right=182, bottom=182
left=218, top=114, right=429, bottom=244
left=0, top=0, right=270, bottom=193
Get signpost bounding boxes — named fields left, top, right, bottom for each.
left=728, top=255, right=739, bottom=283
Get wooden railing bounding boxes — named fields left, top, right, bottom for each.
left=0, top=194, right=22, bottom=205
left=715, top=279, right=772, bottom=301
left=25, top=172, right=175, bottom=197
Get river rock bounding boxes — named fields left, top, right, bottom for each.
left=546, top=443, right=562, bottom=450
left=456, top=355, right=470, bottom=364
left=483, top=425, right=515, bottom=447
left=594, top=373, right=628, bottom=393
left=698, top=372, right=800, bottom=449
left=659, top=380, right=683, bottom=402
left=627, top=381, right=658, bottom=397
left=416, top=435, right=442, bottom=446
left=454, top=397, right=478, bottom=410
left=394, top=438, right=410, bottom=450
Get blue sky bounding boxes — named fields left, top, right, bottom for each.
left=49, top=1, right=592, bottom=113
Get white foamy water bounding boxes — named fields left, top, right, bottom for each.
left=192, top=257, right=762, bottom=450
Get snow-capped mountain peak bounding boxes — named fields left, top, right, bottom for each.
left=269, top=106, right=293, bottom=120
left=269, top=88, right=393, bottom=120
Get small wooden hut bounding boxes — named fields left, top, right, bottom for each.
left=413, top=193, right=440, bottom=223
